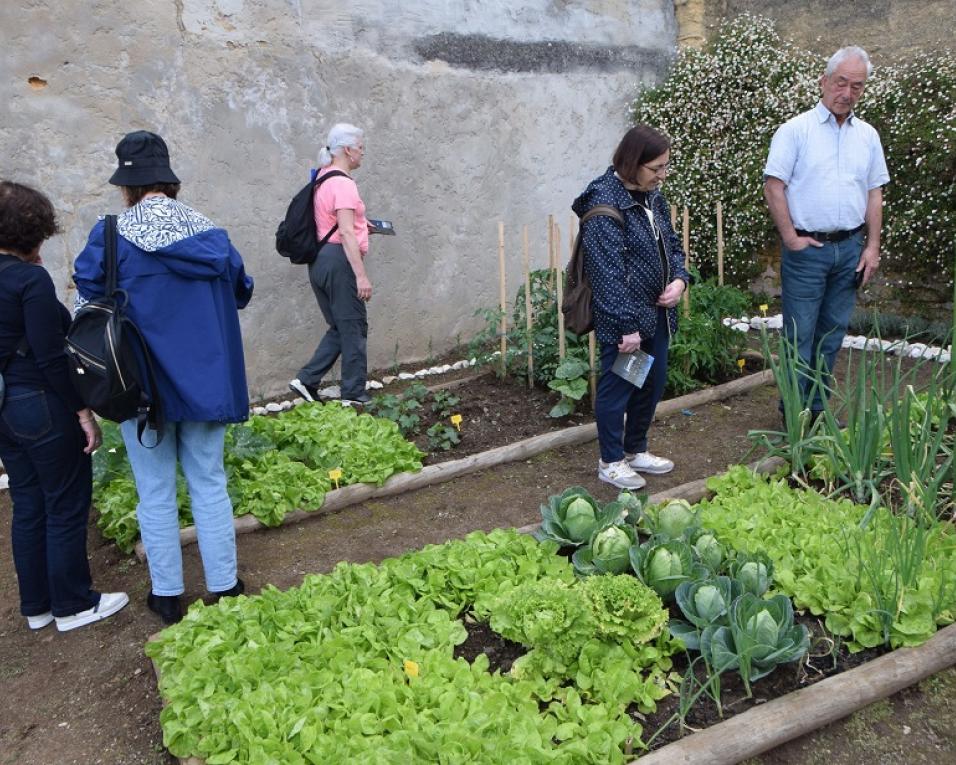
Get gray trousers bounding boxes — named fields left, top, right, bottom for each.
left=297, top=243, right=368, bottom=399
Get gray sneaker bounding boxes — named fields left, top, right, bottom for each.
left=626, top=451, right=674, bottom=475
left=598, top=460, right=647, bottom=490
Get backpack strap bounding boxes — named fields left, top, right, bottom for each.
left=568, top=205, right=625, bottom=288
left=312, top=169, right=350, bottom=252
left=104, top=214, right=119, bottom=296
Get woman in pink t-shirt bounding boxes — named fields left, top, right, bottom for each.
left=290, top=123, right=374, bottom=406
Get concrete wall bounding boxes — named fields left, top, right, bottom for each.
left=699, top=0, right=954, bottom=59
left=1, top=0, right=676, bottom=398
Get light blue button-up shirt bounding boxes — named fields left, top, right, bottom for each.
left=764, top=101, right=890, bottom=232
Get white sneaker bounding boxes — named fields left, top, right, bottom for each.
left=26, top=611, right=54, bottom=630
left=55, top=592, right=129, bottom=632
left=626, top=451, right=675, bottom=475
left=598, top=460, right=647, bottom=490
left=289, top=378, right=318, bottom=402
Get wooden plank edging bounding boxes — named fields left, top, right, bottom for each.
left=134, top=369, right=774, bottom=560
left=632, top=621, right=956, bottom=764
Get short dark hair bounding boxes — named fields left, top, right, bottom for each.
left=612, top=125, right=671, bottom=185
left=122, top=183, right=181, bottom=206
left=0, top=180, right=59, bottom=256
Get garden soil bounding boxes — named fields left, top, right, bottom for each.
left=1, top=359, right=954, bottom=765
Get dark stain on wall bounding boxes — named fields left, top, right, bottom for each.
left=414, top=33, right=673, bottom=76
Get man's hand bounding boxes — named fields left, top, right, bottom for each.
left=856, top=244, right=880, bottom=286
left=656, top=279, right=686, bottom=308
left=618, top=331, right=642, bottom=353
left=782, top=233, right=823, bottom=251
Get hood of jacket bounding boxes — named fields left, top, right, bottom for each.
left=117, top=196, right=232, bottom=280
left=572, top=167, right=662, bottom=217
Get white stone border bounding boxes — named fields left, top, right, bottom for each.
left=723, top=313, right=953, bottom=363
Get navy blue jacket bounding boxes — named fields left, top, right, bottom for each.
left=572, top=167, right=689, bottom=345
left=73, top=197, right=253, bottom=423
left=0, top=253, right=85, bottom=411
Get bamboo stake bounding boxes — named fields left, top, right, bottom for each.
left=682, top=206, right=691, bottom=318
left=588, top=331, right=597, bottom=405
left=547, top=214, right=555, bottom=295
left=670, top=204, right=677, bottom=231
left=716, top=201, right=725, bottom=287
left=555, top=223, right=565, bottom=360
left=498, top=222, right=507, bottom=377
left=523, top=225, right=533, bottom=389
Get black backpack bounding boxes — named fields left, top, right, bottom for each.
left=562, top=205, right=625, bottom=336
left=65, top=215, right=165, bottom=445
left=275, top=169, right=348, bottom=265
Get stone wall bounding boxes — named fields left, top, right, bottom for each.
left=700, top=0, right=953, bottom=59
left=0, top=0, right=676, bottom=398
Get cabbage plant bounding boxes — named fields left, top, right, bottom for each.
left=669, top=576, right=740, bottom=650
left=686, top=528, right=725, bottom=573
left=728, top=552, right=774, bottom=597
left=572, top=524, right=638, bottom=576
left=701, top=592, right=810, bottom=697
left=534, top=487, right=621, bottom=548
left=629, top=536, right=705, bottom=601
left=642, top=499, right=699, bottom=539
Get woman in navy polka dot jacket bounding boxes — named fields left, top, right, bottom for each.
left=571, top=125, right=690, bottom=491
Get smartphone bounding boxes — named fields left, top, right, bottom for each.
left=368, top=218, right=396, bottom=235
left=855, top=269, right=864, bottom=289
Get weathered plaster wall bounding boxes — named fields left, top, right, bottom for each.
left=699, top=0, right=954, bottom=59
left=1, top=0, right=676, bottom=398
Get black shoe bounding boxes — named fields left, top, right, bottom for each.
left=212, top=578, right=245, bottom=602
left=147, top=593, right=183, bottom=625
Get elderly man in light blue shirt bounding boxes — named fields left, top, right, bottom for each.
left=764, top=45, right=889, bottom=415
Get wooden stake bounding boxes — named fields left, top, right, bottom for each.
left=670, top=204, right=677, bottom=231
left=555, top=223, right=565, bottom=359
left=682, top=206, right=691, bottom=318
left=523, top=225, right=533, bottom=389
left=588, top=331, right=597, bottom=405
left=547, top=214, right=555, bottom=295
left=498, top=222, right=507, bottom=377
left=716, top=200, right=725, bottom=287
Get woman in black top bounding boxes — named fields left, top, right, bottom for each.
left=0, top=181, right=128, bottom=632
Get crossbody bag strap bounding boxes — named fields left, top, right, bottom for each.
left=573, top=204, right=625, bottom=282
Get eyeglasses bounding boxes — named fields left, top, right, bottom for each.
left=642, top=162, right=670, bottom=175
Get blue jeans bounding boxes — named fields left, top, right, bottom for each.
left=594, top=318, right=670, bottom=463
left=780, top=232, right=862, bottom=411
left=121, top=420, right=237, bottom=595
left=0, top=386, right=99, bottom=617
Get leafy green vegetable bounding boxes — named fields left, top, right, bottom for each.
left=630, top=536, right=703, bottom=601
left=642, top=499, right=699, bottom=539
left=669, top=576, right=740, bottom=651
left=572, top=524, right=638, bottom=576
left=701, top=593, right=810, bottom=697
left=577, top=574, right=668, bottom=645
left=534, top=487, right=622, bottom=548
left=729, top=551, right=774, bottom=597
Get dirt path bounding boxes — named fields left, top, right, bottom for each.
left=1, top=376, right=953, bottom=764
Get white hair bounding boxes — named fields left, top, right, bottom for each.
left=317, top=123, right=364, bottom=167
left=826, top=46, right=873, bottom=78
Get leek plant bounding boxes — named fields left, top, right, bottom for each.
left=748, top=327, right=823, bottom=483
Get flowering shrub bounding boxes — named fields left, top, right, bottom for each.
left=631, top=14, right=956, bottom=292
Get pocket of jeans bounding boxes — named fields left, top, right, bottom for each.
left=1, top=390, right=53, bottom=440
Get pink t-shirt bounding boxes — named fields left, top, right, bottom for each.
left=313, top=168, right=369, bottom=255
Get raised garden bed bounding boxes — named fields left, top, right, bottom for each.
left=146, top=460, right=956, bottom=764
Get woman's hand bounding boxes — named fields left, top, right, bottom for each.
left=77, top=409, right=102, bottom=454
left=356, top=274, right=373, bottom=302
left=656, top=279, right=686, bottom=308
left=618, top=331, right=642, bottom=354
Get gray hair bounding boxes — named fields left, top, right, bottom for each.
left=825, top=46, right=873, bottom=78
left=317, top=123, right=364, bottom=167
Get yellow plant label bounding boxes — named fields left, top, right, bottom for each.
left=403, top=659, right=420, bottom=678
left=759, top=304, right=769, bottom=316
left=450, top=414, right=463, bottom=431
left=737, top=358, right=746, bottom=370
left=328, top=468, right=342, bottom=489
